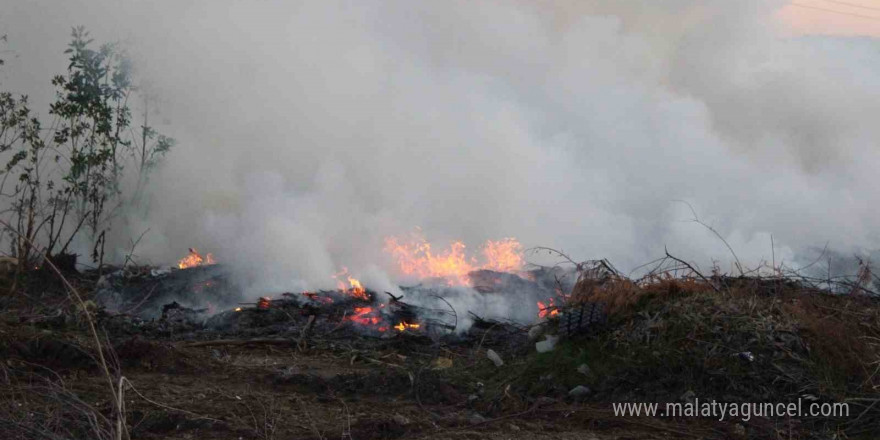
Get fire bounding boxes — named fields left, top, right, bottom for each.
left=348, top=307, right=382, bottom=326
left=234, top=307, right=242, bottom=312
left=384, top=231, right=524, bottom=285
left=178, top=248, right=216, bottom=269
left=302, top=292, right=334, bottom=304
left=257, top=297, right=271, bottom=310
left=482, top=238, right=524, bottom=273
left=537, top=298, right=560, bottom=318
left=347, top=277, right=367, bottom=300
left=393, top=322, right=421, bottom=332
left=384, top=235, right=474, bottom=285
left=333, top=268, right=369, bottom=300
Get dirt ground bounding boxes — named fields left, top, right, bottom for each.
left=0, top=316, right=728, bottom=440
left=2, top=268, right=875, bottom=439
left=89, top=341, right=723, bottom=440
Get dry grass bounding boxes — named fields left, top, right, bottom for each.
left=534, top=264, right=880, bottom=438
left=570, top=274, right=710, bottom=318
left=781, top=294, right=880, bottom=393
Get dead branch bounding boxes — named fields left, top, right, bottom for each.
left=296, top=315, right=316, bottom=352
left=122, top=228, right=149, bottom=269
left=385, top=291, right=403, bottom=302
left=664, top=247, right=719, bottom=292
left=430, top=294, right=457, bottom=331
left=473, top=323, right=500, bottom=360
left=181, top=338, right=296, bottom=348
left=121, top=285, right=157, bottom=315
left=674, top=200, right=744, bottom=276
left=526, top=246, right=581, bottom=269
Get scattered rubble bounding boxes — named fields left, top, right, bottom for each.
left=577, top=363, right=591, bottom=376
left=568, top=385, right=591, bottom=399
left=535, top=335, right=559, bottom=353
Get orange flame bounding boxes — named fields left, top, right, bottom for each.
left=348, top=307, right=381, bottom=326
left=257, top=297, right=271, bottom=310
left=347, top=276, right=367, bottom=300
left=178, top=248, right=216, bottom=269
left=393, top=322, right=421, bottom=332
left=333, top=268, right=369, bottom=300
left=482, top=238, right=524, bottom=272
left=384, top=235, right=474, bottom=285
left=537, top=298, right=560, bottom=318
left=384, top=232, right=524, bottom=285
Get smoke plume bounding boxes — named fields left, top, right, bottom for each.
left=2, top=0, right=879, bottom=299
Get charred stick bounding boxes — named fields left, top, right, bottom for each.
left=473, top=323, right=500, bottom=362
left=431, top=294, right=457, bottom=331
left=297, top=315, right=316, bottom=352
left=122, top=285, right=158, bottom=315
left=181, top=338, right=296, bottom=348
left=385, top=291, right=403, bottom=302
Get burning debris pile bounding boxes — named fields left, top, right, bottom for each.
left=94, top=238, right=608, bottom=349
left=98, top=264, right=588, bottom=343
left=94, top=258, right=236, bottom=328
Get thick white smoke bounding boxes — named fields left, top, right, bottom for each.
left=1, top=1, right=879, bottom=298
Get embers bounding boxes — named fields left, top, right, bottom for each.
left=257, top=296, right=271, bottom=310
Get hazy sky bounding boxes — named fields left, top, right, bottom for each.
left=1, top=0, right=879, bottom=294
left=780, top=0, right=880, bottom=36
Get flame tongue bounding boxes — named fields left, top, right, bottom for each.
left=537, top=298, right=560, bottom=318
left=384, top=236, right=474, bottom=285
left=346, top=276, right=367, bottom=300
left=384, top=232, right=524, bottom=286
left=393, top=322, right=420, bottom=332
left=333, top=268, right=369, bottom=300
left=482, top=238, right=524, bottom=273
left=178, top=248, right=216, bottom=269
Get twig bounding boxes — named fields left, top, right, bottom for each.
left=338, top=398, right=353, bottom=440
left=674, top=200, right=744, bottom=276
left=122, top=228, right=149, bottom=269
left=323, top=311, right=347, bottom=336
left=121, top=377, right=221, bottom=423
left=0, top=219, right=126, bottom=440
left=526, top=246, right=581, bottom=269
left=448, top=405, right=538, bottom=430
left=121, top=285, right=157, bottom=315
left=473, top=323, right=500, bottom=360
left=180, top=338, right=296, bottom=348
left=385, top=291, right=403, bottom=301
left=430, top=294, right=457, bottom=332
left=294, top=395, right=324, bottom=440
left=664, top=247, right=719, bottom=292
left=297, top=315, right=316, bottom=352
left=414, top=365, right=442, bottom=420
left=771, top=234, right=776, bottom=275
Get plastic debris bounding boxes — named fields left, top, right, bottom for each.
left=486, top=349, right=504, bottom=367
left=734, top=351, right=755, bottom=362
left=535, top=334, right=559, bottom=353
